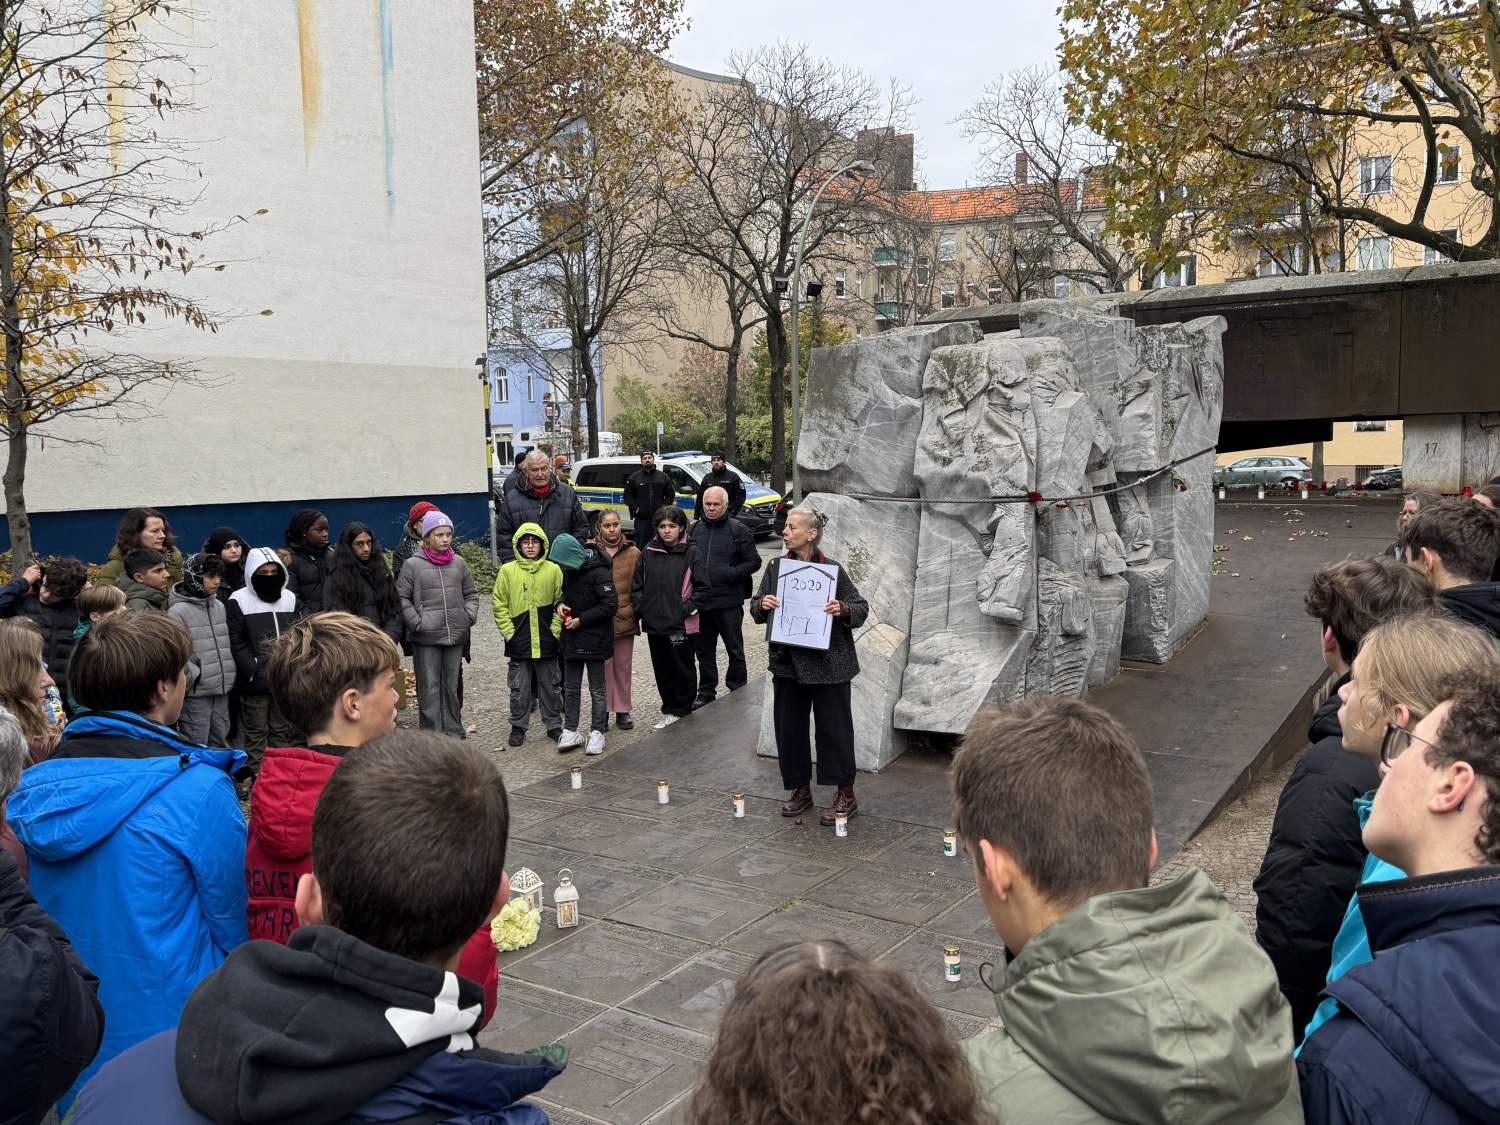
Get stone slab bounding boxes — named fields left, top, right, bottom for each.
left=608, top=876, right=784, bottom=943
left=593, top=824, right=748, bottom=874
left=671, top=795, right=788, bottom=840
left=694, top=845, right=849, bottom=897
left=762, top=814, right=919, bottom=861
left=807, top=865, right=973, bottom=927
left=868, top=829, right=969, bottom=876
left=721, top=902, right=913, bottom=960
left=540, top=1010, right=709, bottom=1125
left=477, top=978, right=607, bottom=1053
left=516, top=808, right=657, bottom=852
left=508, top=795, right=575, bottom=835
left=583, top=776, right=722, bottom=821
left=531, top=1103, right=614, bottom=1125
left=926, top=892, right=1003, bottom=945
left=621, top=947, right=758, bottom=1035
left=506, top=922, right=704, bottom=1006
left=515, top=853, right=679, bottom=922
left=878, top=929, right=1010, bottom=1021
left=518, top=771, right=635, bottom=807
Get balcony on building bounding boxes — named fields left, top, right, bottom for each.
left=873, top=246, right=910, bottom=268
left=874, top=300, right=912, bottom=322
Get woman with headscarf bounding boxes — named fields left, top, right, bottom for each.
left=282, top=509, right=332, bottom=614
left=202, top=527, right=248, bottom=604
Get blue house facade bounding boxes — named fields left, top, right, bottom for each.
left=489, top=332, right=605, bottom=467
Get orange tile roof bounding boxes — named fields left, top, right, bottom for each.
left=900, top=178, right=1106, bottom=223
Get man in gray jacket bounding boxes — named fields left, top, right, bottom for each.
left=953, top=696, right=1302, bottom=1125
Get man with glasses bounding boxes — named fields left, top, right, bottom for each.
left=1298, top=666, right=1500, bottom=1124
left=496, top=449, right=590, bottom=564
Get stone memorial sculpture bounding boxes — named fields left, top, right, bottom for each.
left=758, top=305, right=1226, bottom=768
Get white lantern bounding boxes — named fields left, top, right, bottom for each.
left=554, top=868, right=580, bottom=929
left=510, top=867, right=544, bottom=913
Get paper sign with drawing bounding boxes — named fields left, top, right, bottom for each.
left=766, top=561, right=838, bottom=650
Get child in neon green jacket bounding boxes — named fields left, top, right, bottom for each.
left=492, top=522, right=563, bottom=747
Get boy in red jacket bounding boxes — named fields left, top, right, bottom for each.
left=245, top=612, right=499, bottom=1022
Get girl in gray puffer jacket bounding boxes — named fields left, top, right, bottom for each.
left=167, top=552, right=237, bottom=746
left=395, top=511, right=479, bottom=738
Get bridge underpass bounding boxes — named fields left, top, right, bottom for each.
left=923, top=258, right=1500, bottom=490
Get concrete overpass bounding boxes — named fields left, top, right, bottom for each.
left=922, top=260, right=1500, bottom=490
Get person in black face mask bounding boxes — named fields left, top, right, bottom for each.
left=226, top=548, right=299, bottom=787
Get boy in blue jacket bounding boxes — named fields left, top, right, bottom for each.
left=71, top=730, right=563, bottom=1125
left=7, top=610, right=247, bottom=1111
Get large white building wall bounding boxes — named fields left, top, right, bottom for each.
left=27, top=1, right=488, bottom=551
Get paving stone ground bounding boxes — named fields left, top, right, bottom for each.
left=396, top=540, right=783, bottom=792
left=396, top=535, right=1297, bottom=1123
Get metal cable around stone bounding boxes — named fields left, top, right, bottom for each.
left=844, top=447, right=1217, bottom=506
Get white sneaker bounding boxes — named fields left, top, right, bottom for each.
left=652, top=714, right=680, bottom=730
left=557, top=729, right=584, bottom=750
left=585, top=730, right=605, bottom=755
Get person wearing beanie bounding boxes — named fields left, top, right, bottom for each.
left=169, top=553, right=237, bottom=746
left=395, top=511, right=478, bottom=738
left=227, top=549, right=298, bottom=783
left=202, top=527, right=249, bottom=604
left=392, top=501, right=441, bottom=584
left=283, top=509, right=332, bottom=615
left=550, top=533, right=616, bottom=754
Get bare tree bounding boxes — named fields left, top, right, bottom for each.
left=0, top=1, right=234, bottom=564
left=959, top=66, right=1134, bottom=292
left=661, top=44, right=905, bottom=493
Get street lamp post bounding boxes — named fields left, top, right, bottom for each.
left=788, top=158, right=875, bottom=506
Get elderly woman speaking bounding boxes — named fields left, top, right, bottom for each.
left=750, top=504, right=869, bottom=825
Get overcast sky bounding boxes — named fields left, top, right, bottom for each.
left=668, top=2, right=1062, bottom=191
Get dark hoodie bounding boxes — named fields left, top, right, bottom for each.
left=1298, top=866, right=1500, bottom=1124
left=1253, top=672, right=1382, bottom=1040
left=630, top=535, right=707, bottom=635
left=1439, top=582, right=1500, bottom=644
left=68, top=925, right=562, bottom=1125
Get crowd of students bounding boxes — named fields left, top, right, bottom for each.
left=0, top=482, right=1496, bottom=1124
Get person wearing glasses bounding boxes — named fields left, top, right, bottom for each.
left=1298, top=663, right=1500, bottom=1123
left=1297, top=613, right=1500, bottom=1046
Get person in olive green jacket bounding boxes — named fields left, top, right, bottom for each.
left=952, top=696, right=1303, bottom=1125
left=492, top=522, right=563, bottom=748
left=94, top=507, right=185, bottom=588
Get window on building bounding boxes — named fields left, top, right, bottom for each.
left=854, top=272, right=863, bottom=298
left=527, top=370, right=536, bottom=401
left=877, top=276, right=888, bottom=301
left=1423, top=227, right=1460, bottom=264
left=940, top=282, right=956, bottom=308
left=835, top=229, right=847, bottom=244
left=494, top=367, right=509, bottom=404
left=1439, top=142, right=1462, bottom=184
left=1356, top=235, right=1391, bottom=270
left=835, top=269, right=847, bottom=298
left=985, top=229, right=1003, bottom=256
left=1053, top=275, right=1070, bottom=299
left=1257, top=244, right=1303, bottom=277
left=915, top=256, right=931, bottom=286
left=1362, top=76, right=1395, bottom=109
left=938, top=233, right=956, bottom=262
left=987, top=285, right=1003, bottom=302
left=1323, top=246, right=1343, bottom=272
left=1151, top=255, right=1197, bottom=288
left=1359, top=155, right=1393, bottom=196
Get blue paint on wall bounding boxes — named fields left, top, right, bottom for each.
left=378, top=0, right=396, bottom=220
left=6, top=493, right=490, bottom=564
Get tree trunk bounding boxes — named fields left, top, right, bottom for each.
left=0, top=190, right=31, bottom=568
left=1311, top=440, right=1325, bottom=486
left=765, top=307, right=788, bottom=496
left=723, top=318, right=744, bottom=463
left=578, top=338, right=600, bottom=458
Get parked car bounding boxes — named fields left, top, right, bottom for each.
left=572, top=452, right=783, bottom=537
left=1212, top=455, right=1314, bottom=489
left=1362, top=466, right=1402, bottom=490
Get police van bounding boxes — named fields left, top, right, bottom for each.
left=572, top=451, right=782, bottom=537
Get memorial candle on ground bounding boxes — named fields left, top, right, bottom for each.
left=732, top=793, right=745, bottom=818
left=944, top=944, right=961, bottom=981
left=658, top=780, right=669, bottom=804
left=570, top=767, right=582, bottom=790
